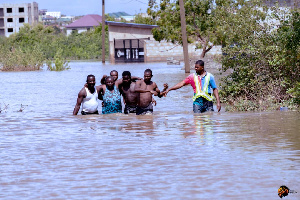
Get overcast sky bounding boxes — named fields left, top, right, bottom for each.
left=0, top=0, right=149, bottom=16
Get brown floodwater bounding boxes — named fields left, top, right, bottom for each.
left=0, top=61, right=299, bottom=199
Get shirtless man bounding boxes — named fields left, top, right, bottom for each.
left=134, top=69, right=168, bottom=115
left=73, top=74, right=101, bottom=115
left=117, top=71, right=139, bottom=114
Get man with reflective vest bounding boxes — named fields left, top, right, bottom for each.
left=163, top=60, right=221, bottom=113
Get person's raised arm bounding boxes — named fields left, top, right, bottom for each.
left=73, top=89, right=86, bottom=115
left=131, top=76, right=142, bottom=81
left=213, top=88, right=221, bottom=112
left=134, top=80, right=155, bottom=94
left=163, top=80, right=187, bottom=96
left=96, top=85, right=104, bottom=100
left=157, top=83, right=168, bottom=98
left=114, top=78, right=123, bottom=88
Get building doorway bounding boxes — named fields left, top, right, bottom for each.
left=114, top=39, right=147, bottom=63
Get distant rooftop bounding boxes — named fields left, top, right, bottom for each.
left=66, top=14, right=102, bottom=28
left=108, top=12, right=131, bottom=18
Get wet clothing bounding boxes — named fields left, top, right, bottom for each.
left=136, top=103, right=153, bottom=115
left=124, top=105, right=137, bottom=114
left=102, top=85, right=122, bottom=114
left=184, top=72, right=217, bottom=94
left=81, top=110, right=99, bottom=115
left=184, top=72, right=217, bottom=113
left=82, top=87, right=99, bottom=114
left=193, top=95, right=214, bottom=113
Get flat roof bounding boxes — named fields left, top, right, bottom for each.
left=105, top=21, right=158, bottom=29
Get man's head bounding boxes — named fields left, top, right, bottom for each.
left=122, top=71, right=132, bottom=85
left=195, top=60, right=205, bottom=74
left=110, top=70, right=118, bottom=81
left=86, top=74, right=96, bottom=88
left=144, top=69, right=153, bottom=83
left=105, top=76, right=115, bottom=89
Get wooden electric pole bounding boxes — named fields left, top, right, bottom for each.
left=102, top=0, right=105, bottom=63
left=179, top=0, right=190, bottom=73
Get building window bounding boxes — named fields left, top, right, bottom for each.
left=19, top=7, right=24, bottom=13
left=19, top=18, right=25, bottom=23
left=7, top=18, right=13, bottom=22
left=8, top=28, right=13, bottom=32
left=7, top=8, right=12, bottom=13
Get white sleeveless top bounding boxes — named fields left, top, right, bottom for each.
left=82, top=87, right=98, bottom=113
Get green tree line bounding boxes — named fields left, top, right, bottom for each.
left=0, top=23, right=109, bottom=71
left=146, top=0, right=299, bottom=110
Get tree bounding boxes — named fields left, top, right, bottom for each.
left=219, top=6, right=300, bottom=110
left=148, top=0, right=266, bottom=58
left=134, top=13, right=156, bottom=25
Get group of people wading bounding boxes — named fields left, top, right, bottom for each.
left=73, top=60, right=221, bottom=115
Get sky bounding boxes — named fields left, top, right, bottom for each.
left=0, top=0, right=149, bottom=16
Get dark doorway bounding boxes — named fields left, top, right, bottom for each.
left=114, top=39, right=148, bottom=63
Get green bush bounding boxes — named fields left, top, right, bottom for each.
left=0, top=23, right=109, bottom=71
left=220, top=8, right=300, bottom=111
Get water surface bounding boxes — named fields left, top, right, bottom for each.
left=0, top=62, right=299, bottom=199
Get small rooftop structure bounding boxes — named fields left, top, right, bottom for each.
left=66, top=14, right=102, bottom=35
left=105, top=21, right=159, bottom=63
left=105, top=21, right=158, bottom=29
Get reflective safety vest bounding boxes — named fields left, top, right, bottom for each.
left=192, top=72, right=214, bottom=101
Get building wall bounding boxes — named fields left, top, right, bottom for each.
left=108, top=25, right=155, bottom=63
left=0, top=2, right=38, bottom=37
left=66, top=27, right=91, bottom=36
left=107, top=24, right=222, bottom=63
left=144, top=40, right=222, bottom=62
left=45, top=11, right=61, bottom=18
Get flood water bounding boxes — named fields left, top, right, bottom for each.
left=0, top=61, right=299, bottom=199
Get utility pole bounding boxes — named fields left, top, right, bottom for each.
left=102, top=0, right=105, bottom=63
left=179, top=0, right=190, bottom=73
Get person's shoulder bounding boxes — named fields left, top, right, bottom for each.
left=96, top=85, right=103, bottom=90
left=130, top=81, right=136, bottom=86
left=78, top=87, right=87, bottom=96
left=187, top=73, right=194, bottom=78
left=207, top=72, right=215, bottom=79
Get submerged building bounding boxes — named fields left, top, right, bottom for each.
left=0, top=2, right=39, bottom=37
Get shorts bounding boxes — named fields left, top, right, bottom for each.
left=136, top=104, right=153, bottom=115
left=81, top=110, right=99, bottom=115
left=193, top=97, right=214, bottom=113
left=124, top=105, right=137, bottom=114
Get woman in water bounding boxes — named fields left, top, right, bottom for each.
left=99, top=76, right=122, bottom=114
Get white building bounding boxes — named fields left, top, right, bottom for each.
left=0, top=2, right=38, bottom=37
left=45, top=11, right=61, bottom=19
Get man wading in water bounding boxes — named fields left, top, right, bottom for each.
left=134, top=69, right=168, bottom=115
left=117, top=71, right=140, bottom=114
left=73, top=74, right=101, bottom=115
left=163, top=60, right=221, bottom=113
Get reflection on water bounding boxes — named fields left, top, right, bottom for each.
left=0, top=62, right=299, bottom=199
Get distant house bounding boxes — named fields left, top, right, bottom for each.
left=65, top=14, right=102, bottom=36
left=106, top=21, right=221, bottom=63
